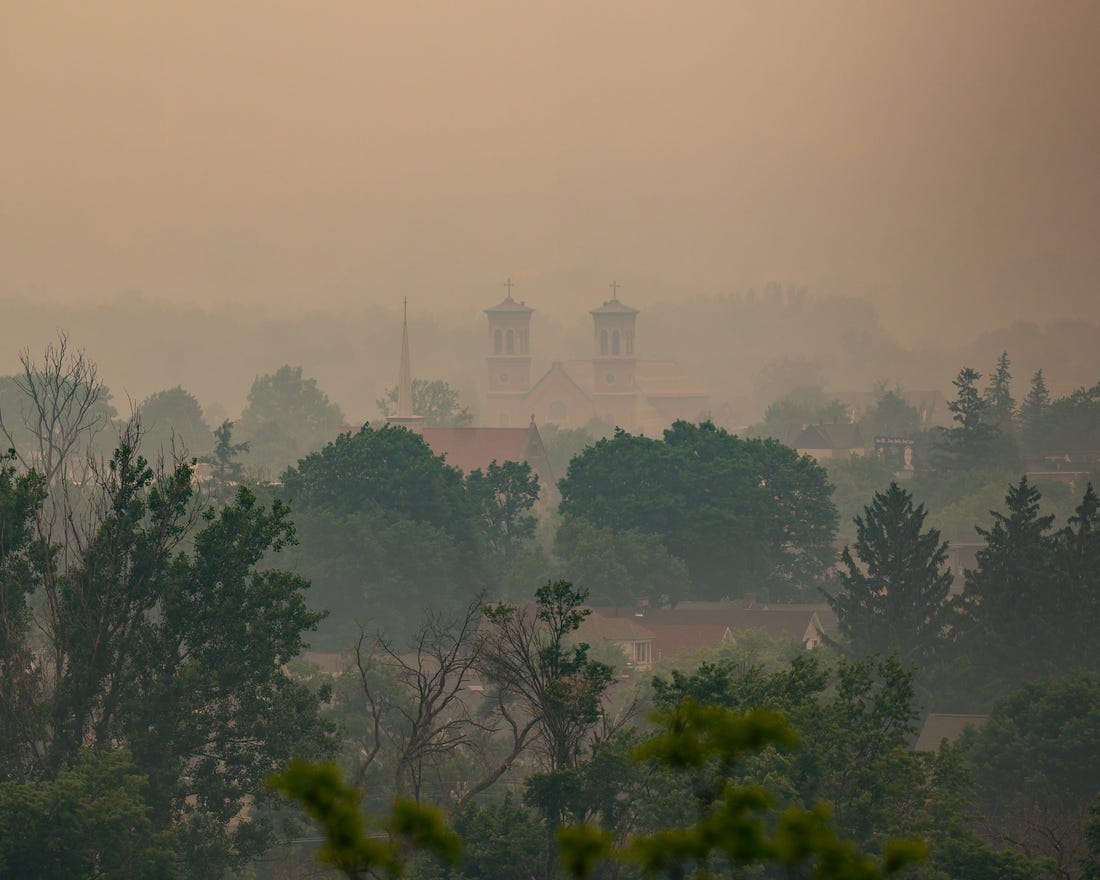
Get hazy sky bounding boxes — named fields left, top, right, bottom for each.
left=3, top=1, right=1099, bottom=341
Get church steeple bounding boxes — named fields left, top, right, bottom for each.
left=388, top=298, right=423, bottom=429
left=485, top=279, right=534, bottom=427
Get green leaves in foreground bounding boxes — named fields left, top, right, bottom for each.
left=274, top=701, right=924, bottom=880
left=560, top=700, right=926, bottom=880
left=268, top=760, right=461, bottom=878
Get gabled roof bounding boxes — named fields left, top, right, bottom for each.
left=593, top=606, right=823, bottom=649
left=914, top=713, right=988, bottom=751
left=577, top=613, right=655, bottom=643
left=419, top=426, right=534, bottom=474
left=647, top=624, right=733, bottom=659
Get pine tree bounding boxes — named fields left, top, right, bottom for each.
left=961, top=477, right=1057, bottom=693
left=984, top=351, right=1015, bottom=429
left=1054, top=484, right=1100, bottom=670
left=824, top=482, right=956, bottom=669
left=1018, top=369, right=1050, bottom=456
left=933, top=366, right=1016, bottom=470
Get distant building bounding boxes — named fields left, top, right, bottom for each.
left=587, top=603, right=827, bottom=668
left=484, top=288, right=709, bottom=435
left=914, top=713, right=987, bottom=751
left=350, top=302, right=559, bottom=506
left=793, top=423, right=867, bottom=461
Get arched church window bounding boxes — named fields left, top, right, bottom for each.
left=600, top=330, right=609, bottom=355
left=506, top=329, right=515, bottom=354
left=612, top=330, right=621, bottom=355
left=626, top=332, right=634, bottom=355
left=548, top=400, right=567, bottom=422
left=494, top=329, right=502, bottom=354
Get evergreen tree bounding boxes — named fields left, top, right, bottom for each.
left=983, top=351, right=1015, bottom=429
left=1017, top=369, right=1050, bottom=456
left=1053, top=484, right=1100, bottom=671
left=960, top=478, right=1057, bottom=696
left=824, top=483, right=956, bottom=670
left=933, top=366, right=1015, bottom=471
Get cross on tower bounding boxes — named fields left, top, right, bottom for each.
left=504, top=277, right=516, bottom=297
left=609, top=280, right=620, bottom=300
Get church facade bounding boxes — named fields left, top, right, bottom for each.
left=484, top=292, right=708, bottom=435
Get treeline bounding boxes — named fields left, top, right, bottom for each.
left=4, top=338, right=1100, bottom=878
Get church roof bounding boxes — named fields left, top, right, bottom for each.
left=591, top=298, right=639, bottom=315
left=633, top=362, right=709, bottom=398
left=485, top=295, right=534, bottom=314
left=418, top=425, right=535, bottom=474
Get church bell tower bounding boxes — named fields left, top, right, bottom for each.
left=591, top=281, right=638, bottom=388
left=485, top=280, right=534, bottom=427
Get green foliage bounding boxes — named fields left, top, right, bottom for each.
left=983, top=351, right=1016, bottom=430
left=269, top=760, right=461, bottom=879
left=538, top=422, right=609, bottom=481
left=1040, top=381, right=1100, bottom=453
left=1084, top=792, right=1100, bottom=880
left=0, top=750, right=179, bottom=879
left=137, top=386, right=213, bottom=460
left=860, top=388, right=923, bottom=441
left=467, top=459, right=540, bottom=563
left=961, top=672, right=1100, bottom=877
left=558, top=699, right=925, bottom=880
left=238, top=364, right=345, bottom=478
left=554, top=516, right=691, bottom=606
left=824, top=453, right=901, bottom=543
left=449, top=794, right=549, bottom=880
left=281, top=425, right=495, bottom=637
left=753, top=385, right=851, bottom=441
left=201, top=418, right=249, bottom=487
left=559, top=420, right=838, bottom=601
left=378, top=377, right=473, bottom=426
left=824, top=483, right=956, bottom=670
left=960, top=477, right=1057, bottom=694
left=480, top=581, right=615, bottom=771
left=959, top=480, right=1100, bottom=702
left=284, top=424, right=470, bottom=527
left=652, top=653, right=924, bottom=849
left=931, top=366, right=1017, bottom=472
left=0, top=442, right=333, bottom=875
left=1017, top=369, right=1050, bottom=455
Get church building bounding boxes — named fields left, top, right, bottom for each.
left=484, top=288, right=708, bottom=435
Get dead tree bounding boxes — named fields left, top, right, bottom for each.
left=0, top=333, right=111, bottom=487
left=354, top=594, right=490, bottom=802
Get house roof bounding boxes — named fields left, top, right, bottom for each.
left=555, top=359, right=708, bottom=401
left=648, top=624, right=732, bottom=660
left=914, top=713, right=988, bottom=751
left=795, top=422, right=864, bottom=451
left=419, top=426, right=534, bottom=474
left=577, top=613, right=655, bottom=643
left=593, top=606, right=823, bottom=650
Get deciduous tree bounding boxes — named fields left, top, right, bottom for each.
left=377, top=377, right=473, bottom=426
left=238, top=364, right=345, bottom=478
left=0, top=333, right=115, bottom=485
left=559, top=421, right=838, bottom=601
left=0, top=431, right=333, bottom=875
left=479, top=581, right=614, bottom=772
